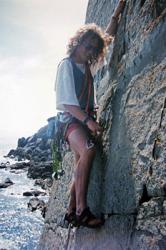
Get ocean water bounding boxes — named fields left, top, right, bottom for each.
left=0, top=136, right=17, bottom=161
left=0, top=138, right=47, bottom=250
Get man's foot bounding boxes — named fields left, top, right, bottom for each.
left=76, top=207, right=104, bottom=228
left=64, top=208, right=77, bottom=227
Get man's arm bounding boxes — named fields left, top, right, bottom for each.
left=64, top=104, right=103, bottom=136
left=105, top=0, right=126, bottom=37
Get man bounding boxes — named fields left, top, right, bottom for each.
left=55, top=0, right=126, bottom=228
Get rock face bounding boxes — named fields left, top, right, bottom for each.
left=38, top=0, right=166, bottom=249
left=27, top=161, right=53, bottom=179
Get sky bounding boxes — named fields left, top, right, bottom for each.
left=0, top=0, right=89, bottom=141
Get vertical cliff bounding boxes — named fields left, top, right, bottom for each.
left=38, top=0, right=166, bottom=249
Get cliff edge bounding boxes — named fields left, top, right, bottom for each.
left=38, top=0, right=166, bottom=249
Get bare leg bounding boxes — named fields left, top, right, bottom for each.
left=68, top=128, right=96, bottom=215
left=68, top=153, right=79, bottom=213
left=66, top=127, right=103, bottom=227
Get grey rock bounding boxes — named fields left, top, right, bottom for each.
left=4, top=178, right=13, bottom=184
left=10, top=161, right=30, bottom=170
left=34, top=178, right=53, bottom=190
left=28, top=197, right=47, bottom=217
left=0, top=162, right=7, bottom=169
left=23, top=190, right=46, bottom=197
left=17, top=137, right=27, bottom=147
left=27, top=161, right=53, bottom=179
left=7, top=149, right=16, bottom=157
left=0, top=178, right=14, bottom=188
left=7, top=117, right=56, bottom=164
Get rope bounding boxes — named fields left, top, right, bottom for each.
left=85, top=65, right=92, bottom=114
left=64, top=223, right=72, bottom=250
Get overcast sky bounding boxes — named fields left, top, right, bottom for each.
left=0, top=0, right=88, bottom=140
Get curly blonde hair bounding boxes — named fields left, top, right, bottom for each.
left=67, top=23, right=113, bottom=64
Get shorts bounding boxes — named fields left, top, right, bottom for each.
left=64, top=122, right=81, bottom=141
left=64, top=121, right=95, bottom=150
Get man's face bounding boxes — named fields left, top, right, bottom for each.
left=76, top=37, right=99, bottom=63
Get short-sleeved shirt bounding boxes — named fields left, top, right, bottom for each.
left=55, top=57, right=104, bottom=112
left=55, top=58, right=86, bottom=112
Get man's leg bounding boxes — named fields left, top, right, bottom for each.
left=68, top=127, right=96, bottom=214
left=67, top=153, right=80, bottom=213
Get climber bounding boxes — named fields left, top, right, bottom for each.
left=55, top=0, right=126, bottom=228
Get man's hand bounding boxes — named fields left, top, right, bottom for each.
left=86, top=119, right=103, bottom=137
left=113, top=0, right=126, bottom=19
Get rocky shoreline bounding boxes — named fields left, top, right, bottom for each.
left=6, top=116, right=56, bottom=173
left=0, top=160, right=50, bottom=218
left=0, top=116, right=58, bottom=218
left=0, top=165, right=46, bottom=250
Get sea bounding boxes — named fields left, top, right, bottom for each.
left=0, top=137, right=47, bottom=250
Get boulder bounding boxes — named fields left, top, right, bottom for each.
left=34, top=178, right=53, bottom=190
left=10, top=161, right=30, bottom=170
left=27, top=197, right=47, bottom=217
left=7, top=149, right=16, bottom=157
left=4, top=178, right=13, bottom=184
left=0, top=178, right=14, bottom=188
left=0, top=162, right=7, bottom=169
left=27, top=161, right=53, bottom=179
left=17, top=137, right=27, bottom=147
left=23, top=190, right=46, bottom=197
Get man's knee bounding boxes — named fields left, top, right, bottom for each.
left=85, top=138, right=95, bottom=151
left=82, top=143, right=96, bottom=159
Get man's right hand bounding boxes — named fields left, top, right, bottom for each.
left=87, top=119, right=103, bottom=137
